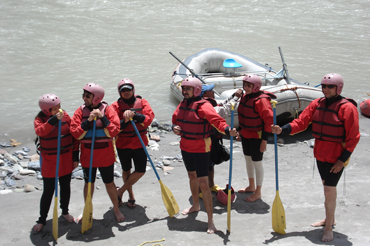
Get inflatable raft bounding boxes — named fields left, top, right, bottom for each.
left=170, top=48, right=323, bottom=125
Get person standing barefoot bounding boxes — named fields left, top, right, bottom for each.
left=172, top=77, right=237, bottom=234
left=272, top=73, right=360, bottom=242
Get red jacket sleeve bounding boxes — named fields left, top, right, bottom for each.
left=255, top=97, right=273, bottom=133
left=289, top=99, right=320, bottom=135
left=70, top=107, right=84, bottom=140
left=140, top=99, right=155, bottom=128
left=339, top=102, right=360, bottom=154
left=34, top=116, right=55, bottom=137
left=198, top=102, right=229, bottom=135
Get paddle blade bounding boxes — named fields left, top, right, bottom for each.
left=81, top=183, right=93, bottom=234
left=52, top=197, right=58, bottom=241
left=159, top=180, right=179, bottom=217
left=227, top=189, right=232, bottom=232
left=272, top=191, right=286, bottom=234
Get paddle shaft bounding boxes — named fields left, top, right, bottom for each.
left=271, top=101, right=279, bottom=190
left=227, top=103, right=235, bottom=232
left=53, top=110, right=63, bottom=241
left=169, top=52, right=207, bottom=85
left=54, top=114, right=62, bottom=197
left=129, top=119, right=160, bottom=180
left=228, top=103, right=235, bottom=189
left=88, top=119, right=97, bottom=182
left=278, top=47, right=291, bottom=85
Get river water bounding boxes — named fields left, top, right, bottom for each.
left=1, top=0, right=369, bottom=143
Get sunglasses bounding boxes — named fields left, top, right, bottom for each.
left=82, top=93, right=92, bottom=99
left=121, top=88, right=132, bottom=92
left=321, top=84, right=335, bottom=89
left=182, top=87, right=192, bottom=91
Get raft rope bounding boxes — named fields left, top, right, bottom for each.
left=137, top=238, right=165, bottom=246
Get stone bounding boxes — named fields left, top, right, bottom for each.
left=0, top=149, right=8, bottom=155
left=29, top=154, right=40, bottom=162
left=163, top=160, right=171, bottom=166
left=169, top=142, right=180, bottom=146
left=114, top=171, right=122, bottom=178
left=19, top=161, right=29, bottom=168
left=28, top=161, right=40, bottom=171
left=20, top=169, right=36, bottom=175
left=4, top=153, right=18, bottom=164
left=24, top=184, right=36, bottom=192
left=0, top=190, right=12, bottom=195
left=22, top=147, right=30, bottom=152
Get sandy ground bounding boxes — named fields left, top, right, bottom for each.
left=1, top=116, right=370, bottom=246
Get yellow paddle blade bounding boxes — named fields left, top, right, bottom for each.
left=159, top=180, right=179, bottom=217
left=52, top=197, right=58, bottom=241
left=81, top=183, right=93, bottom=234
left=227, top=189, right=232, bottom=232
left=272, top=190, right=286, bottom=234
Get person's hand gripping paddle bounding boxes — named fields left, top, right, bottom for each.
left=271, top=100, right=286, bottom=234
left=130, top=118, right=179, bottom=217
left=227, top=103, right=235, bottom=232
left=52, top=109, right=63, bottom=241
left=81, top=117, right=97, bottom=233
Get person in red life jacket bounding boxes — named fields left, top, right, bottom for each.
left=111, top=79, right=155, bottom=208
left=235, top=74, right=275, bottom=202
left=70, top=83, right=125, bottom=222
left=172, top=77, right=237, bottom=234
left=271, top=73, right=360, bottom=242
left=33, top=94, right=79, bottom=232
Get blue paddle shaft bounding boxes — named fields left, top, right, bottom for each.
left=54, top=118, right=62, bottom=198
left=273, top=106, right=279, bottom=191
left=130, top=120, right=161, bottom=181
left=228, top=106, right=235, bottom=191
left=88, top=119, right=97, bottom=183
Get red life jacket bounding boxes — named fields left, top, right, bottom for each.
left=117, top=96, right=148, bottom=137
left=39, top=113, right=73, bottom=155
left=176, top=99, right=213, bottom=140
left=312, top=97, right=356, bottom=143
left=238, top=91, right=276, bottom=131
left=79, top=101, right=112, bottom=143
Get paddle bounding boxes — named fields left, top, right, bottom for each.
left=81, top=118, right=96, bottom=234
left=227, top=103, right=235, bottom=233
left=278, top=47, right=291, bottom=85
left=271, top=100, right=286, bottom=234
left=130, top=118, right=179, bottom=217
left=52, top=109, right=63, bottom=241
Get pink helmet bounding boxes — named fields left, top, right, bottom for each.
left=118, top=78, right=135, bottom=95
left=216, top=185, right=236, bottom=205
left=243, top=74, right=262, bottom=93
left=321, top=73, right=344, bottom=95
left=83, top=83, right=105, bottom=105
left=181, top=77, right=202, bottom=97
left=39, top=94, right=61, bottom=116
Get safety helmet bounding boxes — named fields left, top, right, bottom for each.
left=118, top=78, right=135, bottom=95
left=39, top=94, right=61, bottom=116
left=321, top=73, right=344, bottom=95
left=181, top=77, right=202, bottom=97
left=216, top=185, right=236, bottom=205
left=242, top=74, right=262, bottom=93
left=83, top=83, right=105, bottom=105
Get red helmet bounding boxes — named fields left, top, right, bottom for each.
left=216, top=185, right=236, bottom=205
left=181, top=77, right=202, bottom=97
left=39, top=94, right=61, bottom=116
left=83, top=83, right=105, bottom=105
left=243, top=74, right=262, bottom=93
left=118, top=79, right=135, bottom=95
left=321, top=73, right=343, bottom=95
